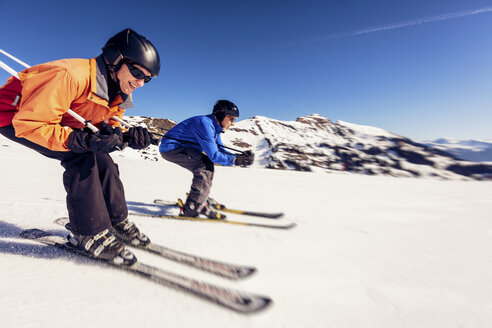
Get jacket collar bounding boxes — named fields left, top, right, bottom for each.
left=89, top=55, right=134, bottom=110
left=208, top=114, right=224, bottom=133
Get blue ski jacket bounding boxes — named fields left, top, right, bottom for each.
left=159, top=114, right=236, bottom=166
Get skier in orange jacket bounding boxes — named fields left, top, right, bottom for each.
left=0, top=28, right=160, bottom=261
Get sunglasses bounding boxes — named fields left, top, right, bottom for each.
left=125, top=62, right=152, bottom=83
left=227, top=115, right=237, bottom=123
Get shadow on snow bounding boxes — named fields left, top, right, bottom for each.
left=0, top=219, right=87, bottom=264
left=127, top=200, right=177, bottom=216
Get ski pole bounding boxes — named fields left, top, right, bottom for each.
left=0, top=60, right=20, bottom=78
left=0, top=49, right=30, bottom=68
left=0, top=50, right=99, bottom=133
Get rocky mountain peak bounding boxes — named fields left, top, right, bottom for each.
left=296, top=114, right=333, bottom=126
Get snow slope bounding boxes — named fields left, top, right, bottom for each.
left=1, top=134, right=492, bottom=328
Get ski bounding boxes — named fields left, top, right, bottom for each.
left=153, top=199, right=284, bottom=219
left=129, top=211, right=296, bottom=230
left=54, top=217, right=255, bottom=280
left=20, top=228, right=272, bottom=313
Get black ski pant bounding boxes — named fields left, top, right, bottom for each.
left=160, top=147, right=214, bottom=204
left=0, top=124, right=127, bottom=235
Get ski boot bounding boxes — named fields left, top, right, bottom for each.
left=206, top=197, right=226, bottom=210
left=67, top=228, right=136, bottom=265
left=186, top=193, right=226, bottom=210
left=112, top=218, right=151, bottom=247
left=180, top=198, right=226, bottom=220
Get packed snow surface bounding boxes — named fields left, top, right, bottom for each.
left=1, top=134, right=491, bottom=328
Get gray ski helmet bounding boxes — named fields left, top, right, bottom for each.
left=102, top=28, right=160, bottom=77
left=212, top=100, right=239, bottom=122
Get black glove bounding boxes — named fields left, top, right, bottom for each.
left=98, top=121, right=123, bottom=136
left=123, top=126, right=152, bottom=149
left=235, top=150, right=255, bottom=167
left=67, top=123, right=127, bottom=153
left=151, top=136, right=161, bottom=146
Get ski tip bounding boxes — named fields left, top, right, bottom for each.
left=256, top=212, right=284, bottom=219
left=260, top=297, right=274, bottom=312
left=234, top=267, right=257, bottom=280
left=245, top=211, right=284, bottom=219
left=262, top=222, right=296, bottom=230
left=286, top=222, right=297, bottom=229
left=248, top=267, right=258, bottom=276
left=237, top=296, right=273, bottom=314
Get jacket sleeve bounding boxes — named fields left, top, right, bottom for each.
left=108, top=109, right=125, bottom=128
left=191, top=119, right=235, bottom=166
left=12, top=67, right=80, bottom=151
left=216, top=134, right=234, bottom=155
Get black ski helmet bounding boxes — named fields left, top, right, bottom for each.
left=212, top=100, right=239, bottom=123
left=102, top=28, right=161, bottom=77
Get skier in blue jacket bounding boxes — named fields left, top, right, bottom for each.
left=159, top=100, right=254, bottom=219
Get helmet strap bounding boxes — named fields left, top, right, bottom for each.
left=214, top=110, right=227, bottom=124
left=103, top=55, right=126, bottom=86
left=103, top=51, right=124, bottom=74
left=102, top=57, right=123, bottom=99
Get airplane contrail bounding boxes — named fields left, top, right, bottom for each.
left=307, top=6, right=492, bottom=43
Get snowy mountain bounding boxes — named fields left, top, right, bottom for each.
left=423, top=138, right=492, bottom=162
left=222, top=114, right=492, bottom=180
left=126, top=114, right=492, bottom=180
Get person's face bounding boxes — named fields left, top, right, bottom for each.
left=221, top=115, right=236, bottom=131
left=116, top=62, right=152, bottom=96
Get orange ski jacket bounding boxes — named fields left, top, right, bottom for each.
left=0, top=55, right=133, bottom=151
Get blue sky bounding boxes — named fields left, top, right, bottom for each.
left=1, top=0, right=491, bottom=140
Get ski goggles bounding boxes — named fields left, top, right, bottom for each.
left=125, top=62, right=152, bottom=83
